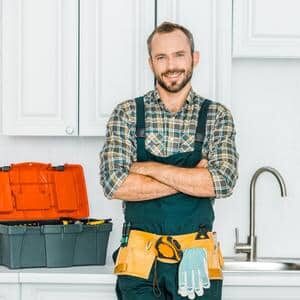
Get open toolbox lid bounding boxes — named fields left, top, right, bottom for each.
left=0, top=162, right=89, bottom=221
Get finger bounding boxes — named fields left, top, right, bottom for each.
left=196, top=159, right=208, bottom=168
left=187, top=289, right=196, bottom=300
left=199, top=250, right=210, bottom=289
left=195, top=270, right=204, bottom=296
left=178, top=271, right=188, bottom=297
left=193, top=268, right=202, bottom=294
left=186, top=269, right=193, bottom=290
left=187, top=270, right=196, bottom=300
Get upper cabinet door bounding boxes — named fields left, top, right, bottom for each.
left=157, top=0, right=233, bottom=106
left=79, top=0, right=155, bottom=136
left=233, top=0, right=300, bottom=58
left=1, top=0, right=78, bottom=136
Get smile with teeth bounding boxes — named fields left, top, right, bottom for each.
left=164, top=71, right=183, bottom=79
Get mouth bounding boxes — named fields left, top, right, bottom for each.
left=163, top=71, right=184, bottom=80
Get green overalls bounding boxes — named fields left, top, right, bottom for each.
left=113, top=97, right=222, bottom=300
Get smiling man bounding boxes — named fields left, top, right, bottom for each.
left=100, top=22, right=238, bottom=300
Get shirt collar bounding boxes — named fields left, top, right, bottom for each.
left=153, top=88, right=197, bottom=104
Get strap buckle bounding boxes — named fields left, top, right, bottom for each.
left=136, top=128, right=145, bottom=138
left=196, top=224, right=209, bottom=239
left=195, top=132, right=204, bottom=142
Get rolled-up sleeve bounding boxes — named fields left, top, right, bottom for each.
left=207, top=105, right=239, bottom=198
left=99, top=101, right=135, bottom=199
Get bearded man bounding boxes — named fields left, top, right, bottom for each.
left=100, top=22, right=239, bottom=300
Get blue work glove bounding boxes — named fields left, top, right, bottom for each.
left=178, top=248, right=210, bottom=299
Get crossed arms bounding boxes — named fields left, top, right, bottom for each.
left=113, top=159, right=215, bottom=201
left=99, top=100, right=238, bottom=201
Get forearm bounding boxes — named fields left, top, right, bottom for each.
left=112, top=173, right=178, bottom=201
left=131, top=162, right=216, bottom=197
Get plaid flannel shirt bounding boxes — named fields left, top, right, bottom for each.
left=100, top=89, right=238, bottom=199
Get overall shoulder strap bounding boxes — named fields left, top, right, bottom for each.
left=135, top=96, right=145, bottom=137
left=135, top=97, right=147, bottom=160
left=194, top=99, right=212, bottom=151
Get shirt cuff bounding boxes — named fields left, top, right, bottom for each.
left=208, top=167, right=233, bottom=199
left=104, top=170, right=129, bottom=200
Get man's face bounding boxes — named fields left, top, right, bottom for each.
left=149, top=30, right=199, bottom=93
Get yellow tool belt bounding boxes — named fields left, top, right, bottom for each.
left=114, top=229, right=224, bottom=280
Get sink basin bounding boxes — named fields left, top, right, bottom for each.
left=224, top=258, right=300, bottom=271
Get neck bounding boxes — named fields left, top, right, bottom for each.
left=156, top=83, right=192, bottom=113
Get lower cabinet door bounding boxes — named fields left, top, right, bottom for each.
left=0, top=284, right=20, bottom=300
left=223, top=286, right=300, bottom=300
left=22, top=284, right=116, bottom=300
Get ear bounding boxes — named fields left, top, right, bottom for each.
left=148, top=56, right=154, bottom=72
left=192, top=51, right=200, bottom=67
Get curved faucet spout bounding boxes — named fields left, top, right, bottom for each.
left=234, top=166, right=287, bottom=261
left=250, top=167, right=287, bottom=238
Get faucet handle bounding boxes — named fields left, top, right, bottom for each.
left=234, top=227, right=252, bottom=254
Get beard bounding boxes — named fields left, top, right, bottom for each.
left=154, top=62, right=194, bottom=93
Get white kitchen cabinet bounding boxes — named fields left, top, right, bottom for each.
left=157, top=0, right=233, bottom=106
left=2, top=266, right=300, bottom=299
left=21, top=284, right=116, bottom=300
left=19, top=282, right=300, bottom=300
left=223, top=272, right=300, bottom=299
left=1, top=0, right=78, bottom=136
left=80, top=0, right=233, bottom=136
left=233, top=0, right=300, bottom=58
left=1, top=0, right=231, bottom=136
left=0, top=268, right=20, bottom=300
left=0, top=284, right=19, bottom=300
left=1, top=0, right=154, bottom=136
left=223, top=286, right=300, bottom=300
left=79, top=0, right=155, bottom=136
left=19, top=266, right=117, bottom=300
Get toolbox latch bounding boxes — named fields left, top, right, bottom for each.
left=0, top=166, right=11, bottom=172
left=53, top=165, right=65, bottom=171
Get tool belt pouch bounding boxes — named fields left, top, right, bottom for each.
left=114, top=233, right=156, bottom=279
left=184, top=232, right=224, bottom=280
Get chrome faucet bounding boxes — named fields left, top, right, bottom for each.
left=234, top=167, right=287, bottom=261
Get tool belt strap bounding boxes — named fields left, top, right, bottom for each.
left=114, top=229, right=224, bottom=280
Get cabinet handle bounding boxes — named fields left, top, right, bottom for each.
left=65, top=126, right=74, bottom=135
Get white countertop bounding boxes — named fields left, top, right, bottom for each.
left=1, top=264, right=300, bottom=287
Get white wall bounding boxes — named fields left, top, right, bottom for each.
left=1, top=58, right=299, bottom=265
left=214, top=58, right=300, bottom=259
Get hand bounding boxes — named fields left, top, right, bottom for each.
left=178, top=248, right=210, bottom=299
left=129, top=162, right=143, bottom=174
left=196, top=159, right=208, bottom=168
left=129, top=161, right=154, bottom=175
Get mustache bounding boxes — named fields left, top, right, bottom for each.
left=162, top=69, right=185, bottom=76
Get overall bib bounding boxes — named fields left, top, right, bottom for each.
left=114, top=97, right=223, bottom=300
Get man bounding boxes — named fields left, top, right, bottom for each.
left=100, top=22, right=238, bottom=300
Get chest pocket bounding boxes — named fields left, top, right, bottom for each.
left=145, top=132, right=165, bottom=157
left=180, top=133, right=195, bottom=153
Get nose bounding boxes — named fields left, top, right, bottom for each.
left=166, top=56, right=176, bottom=70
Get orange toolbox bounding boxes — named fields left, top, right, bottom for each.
left=0, top=162, right=112, bottom=268
left=0, top=162, right=89, bottom=220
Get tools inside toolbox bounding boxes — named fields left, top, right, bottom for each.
left=0, top=162, right=112, bottom=269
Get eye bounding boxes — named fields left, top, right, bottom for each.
left=156, top=56, right=165, bottom=61
left=176, top=52, right=185, bottom=57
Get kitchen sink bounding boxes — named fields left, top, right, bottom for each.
left=224, top=258, right=300, bottom=271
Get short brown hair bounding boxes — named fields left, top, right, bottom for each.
left=147, top=22, right=195, bottom=56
